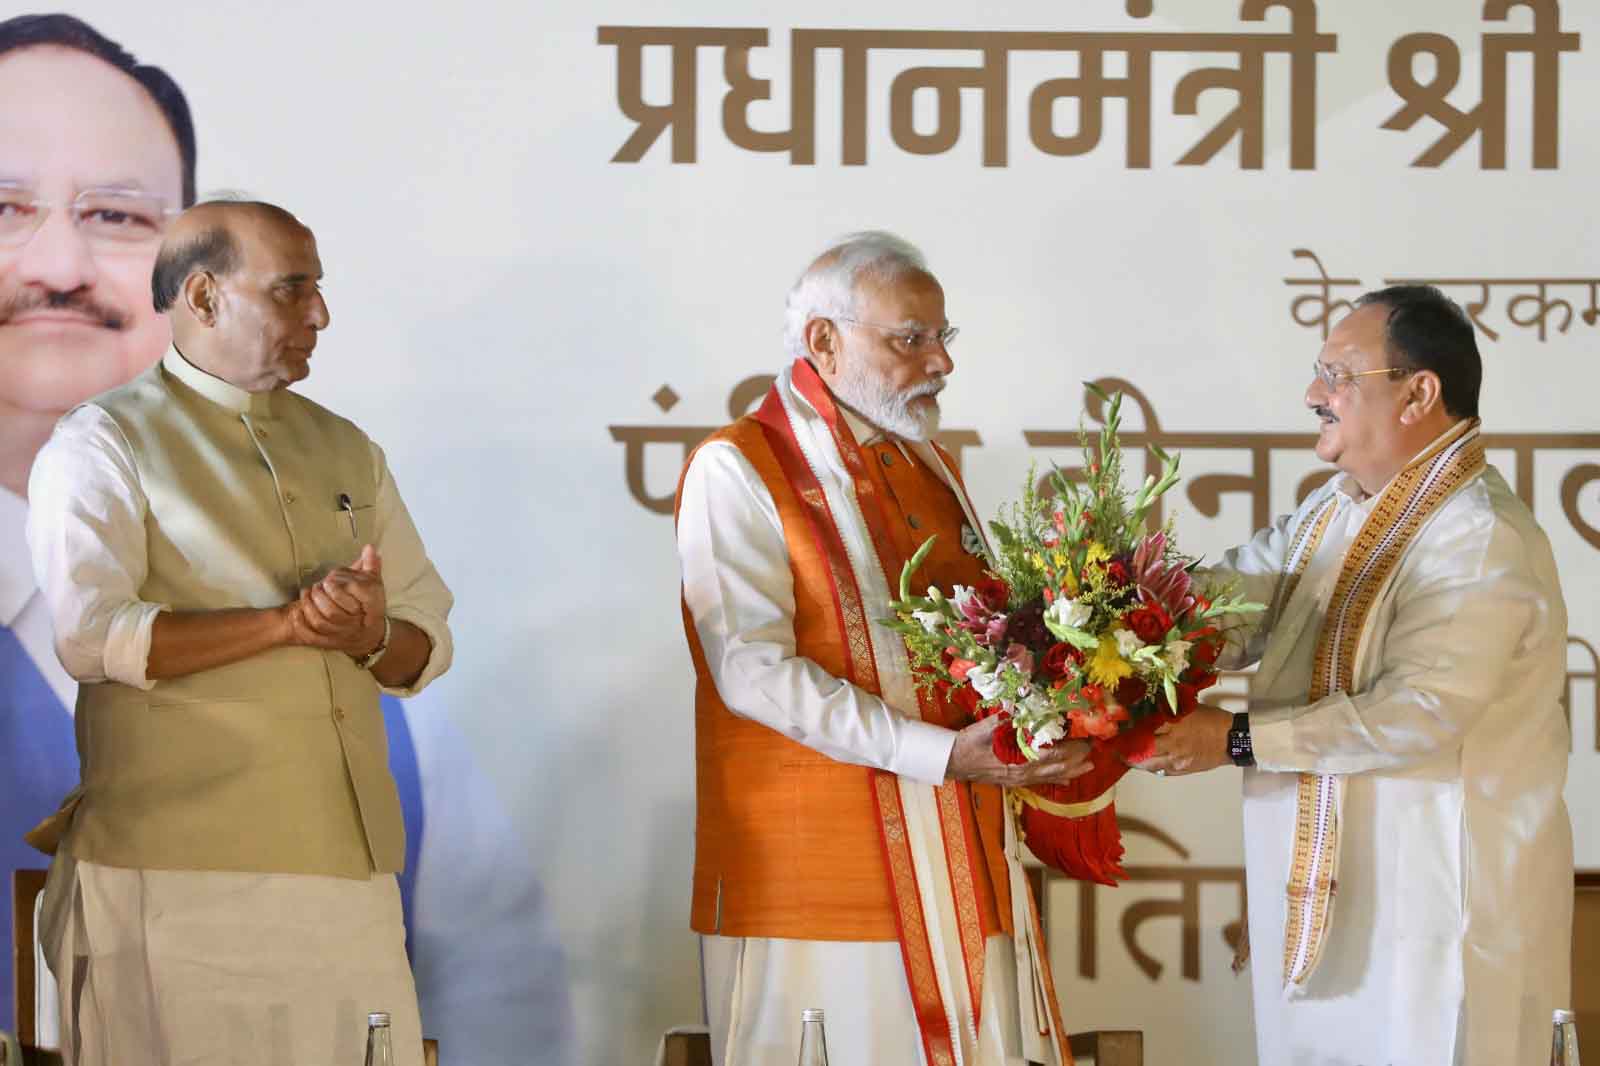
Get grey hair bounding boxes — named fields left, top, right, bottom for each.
left=782, top=231, right=930, bottom=361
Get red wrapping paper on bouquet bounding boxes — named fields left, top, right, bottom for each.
left=1013, top=680, right=1207, bottom=886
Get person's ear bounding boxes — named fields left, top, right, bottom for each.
left=805, top=318, right=841, bottom=375
left=183, top=271, right=220, bottom=328
left=1399, top=369, right=1442, bottom=424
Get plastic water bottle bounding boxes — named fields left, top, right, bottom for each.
left=797, top=1007, right=830, bottom=1066
left=1552, top=1009, right=1581, bottom=1066
left=364, top=1011, right=395, bottom=1066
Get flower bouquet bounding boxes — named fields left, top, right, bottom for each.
left=885, top=387, right=1263, bottom=885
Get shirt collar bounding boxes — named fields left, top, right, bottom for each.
left=0, top=485, right=35, bottom=627
left=838, top=405, right=911, bottom=459
left=163, top=346, right=275, bottom=417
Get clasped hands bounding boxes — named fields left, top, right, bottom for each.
left=285, top=544, right=388, bottom=660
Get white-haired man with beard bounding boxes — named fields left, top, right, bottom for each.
left=674, top=232, right=1092, bottom=1066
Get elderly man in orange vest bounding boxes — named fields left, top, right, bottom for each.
left=675, top=232, right=1092, bottom=1066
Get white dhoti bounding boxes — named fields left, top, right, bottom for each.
left=704, top=936, right=1037, bottom=1066
left=41, top=855, right=424, bottom=1066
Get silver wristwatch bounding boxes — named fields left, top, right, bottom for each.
left=357, top=616, right=392, bottom=671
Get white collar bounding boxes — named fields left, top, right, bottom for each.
left=0, top=485, right=35, bottom=627
left=163, top=346, right=276, bottom=417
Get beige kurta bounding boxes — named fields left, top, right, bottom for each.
left=1213, top=453, right=1572, bottom=1066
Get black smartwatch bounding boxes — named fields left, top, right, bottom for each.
left=1227, top=712, right=1255, bottom=768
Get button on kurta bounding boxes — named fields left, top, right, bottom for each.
left=880, top=451, right=895, bottom=467
left=283, top=492, right=296, bottom=504
left=908, top=514, right=922, bottom=530
left=333, top=707, right=346, bottom=722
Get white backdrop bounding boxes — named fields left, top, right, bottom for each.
left=39, top=2, right=1600, bottom=1063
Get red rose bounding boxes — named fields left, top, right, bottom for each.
left=1114, top=677, right=1148, bottom=708
left=975, top=577, right=1011, bottom=612
left=1041, top=642, right=1082, bottom=678
left=991, top=712, right=1028, bottom=765
left=1105, top=560, right=1130, bottom=587
left=1125, top=603, right=1172, bottom=644
left=1189, top=634, right=1222, bottom=670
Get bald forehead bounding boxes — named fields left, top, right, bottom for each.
left=169, top=201, right=305, bottom=243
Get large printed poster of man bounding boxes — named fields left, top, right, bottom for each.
left=0, top=14, right=192, bottom=1032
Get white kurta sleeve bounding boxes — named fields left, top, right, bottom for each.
left=25, top=407, right=166, bottom=689
left=368, top=441, right=454, bottom=696
left=1250, top=513, right=1555, bottom=775
left=677, top=441, right=956, bottom=786
left=1205, top=506, right=1300, bottom=670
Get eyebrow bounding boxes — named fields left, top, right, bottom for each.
left=275, top=273, right=324, bottom=286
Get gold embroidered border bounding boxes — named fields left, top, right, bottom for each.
left=1283, top=419, right=1484, bottom=987
left=873, top=773, right=957, bottom=1066
left=936, top=782, right=988, bottom=1022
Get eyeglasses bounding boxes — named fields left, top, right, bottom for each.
left=836, top=316, right=959, bottom=355
left=0, top=184, right=178, bottom=251
left=1310, top=360, right=1416, bottom=390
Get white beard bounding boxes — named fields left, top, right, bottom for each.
left=831, top=360, right=944, bottom=442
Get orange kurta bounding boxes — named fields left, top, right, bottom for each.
left=680, top=417, right=1010, bottom=941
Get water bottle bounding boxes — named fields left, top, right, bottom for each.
left=797, top=1007, right=829, bottom=1066
left=1552, top=1009, right=1581, bottom=1066
left=364, top=1011, right=395, bottom=1066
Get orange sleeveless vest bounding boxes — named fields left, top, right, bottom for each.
left=679, top=416, right=1011, bottom=941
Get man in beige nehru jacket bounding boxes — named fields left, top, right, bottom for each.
left=25, top=200, right=452, bottom=1066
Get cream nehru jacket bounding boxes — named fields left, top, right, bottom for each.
left=35, top=349, right=432, bottom=878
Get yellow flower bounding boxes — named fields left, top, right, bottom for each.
left=1060, top=569, right=1079, bottom=596
left=1084, top=542, right=1111, bottom=565
left=1087, top=635, right=1134, bottom=687
left=1051, top=550, right=1067, bottom=567
left=1030, top=552, right=1046, bottom=570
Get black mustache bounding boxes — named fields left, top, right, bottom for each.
left=0, top=288, right=127, bottom=331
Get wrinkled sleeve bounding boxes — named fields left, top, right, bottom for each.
left=369, top=440, right=454, bottom=696
left=677, top=441, right=956, bottom=786
left=25, top=407, right=166, bottom=688
left=1204, top=507, right=1299, bottom=670
left=1250, top=515, right=1552, bottom=775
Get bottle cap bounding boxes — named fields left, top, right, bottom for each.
left=1553, top=1009, right=1576, bottom=1024
left=368, top=1011, right=392, bottom=1027
left=801, top=1008, right=825, bottom=1023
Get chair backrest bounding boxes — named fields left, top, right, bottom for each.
left=1576, top=872, right=1599, bottom=1062
left=9, top=871, right=47, bottom=1050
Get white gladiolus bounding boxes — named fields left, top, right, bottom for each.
left=1046, top=596, right=1092, bottom=630
left=968, top=666, right=1004, bottom=700
left=912, top=609, right=945, bottom=633
left=1114, top=628, right=1142, bottom=656
left=1164, top=640, right=1193, bottom=674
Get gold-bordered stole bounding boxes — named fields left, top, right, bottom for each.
left=1281, top=419, right=1485, bottom=990
left=755, top=360, right=989, bottom=1066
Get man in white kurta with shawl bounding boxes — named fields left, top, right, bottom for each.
left=1143, top=285, right=1572, bottom=1066
left=676, top=232, right=1093, bottom=1066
